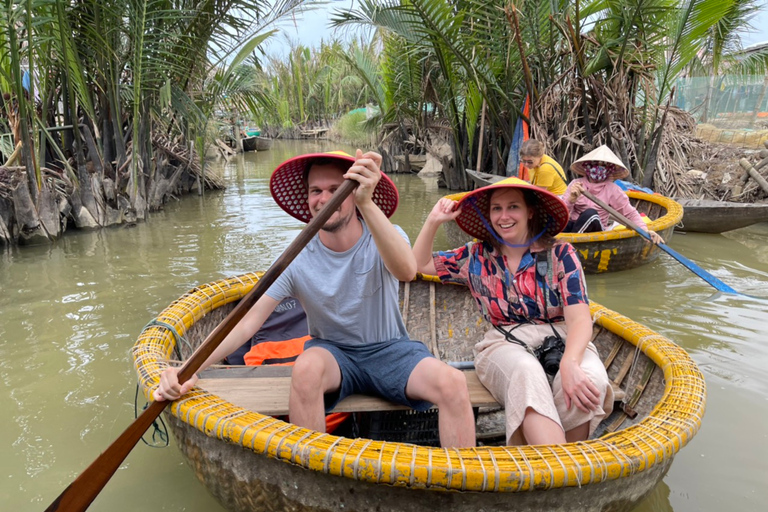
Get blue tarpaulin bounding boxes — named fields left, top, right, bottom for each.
left=615, top=179, right=654, bottom=194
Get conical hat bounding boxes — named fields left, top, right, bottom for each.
left=270, top=151, right=399, bottom=223
left=570, top=145, right=629, bottom=180
left=455, top=177, right=569, bottom=242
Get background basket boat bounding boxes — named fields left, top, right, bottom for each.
left=447, top=172, right=683, bottom=274
left=673, top=198, right=768, bottom=233
left=133, top=273, right=705, bottom=512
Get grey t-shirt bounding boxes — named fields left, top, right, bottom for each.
left=266, top=221, right=409, bottom=345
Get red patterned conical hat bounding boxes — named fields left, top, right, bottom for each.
left=269, top=151, right=399, bottom=222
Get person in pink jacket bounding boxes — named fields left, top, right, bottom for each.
left=562, top=145, right=664, bottom=244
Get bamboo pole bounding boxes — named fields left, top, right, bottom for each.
left=475, top=100, right=486, bottom=172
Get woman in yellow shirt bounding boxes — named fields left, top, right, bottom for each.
left=520, top=139, right=568, bottom=196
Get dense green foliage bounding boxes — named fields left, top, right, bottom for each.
left=0, top=0, right=308, bottom=222
left=250, top=38, right=380, bottom=131
left=328, top=0, right=768, bottom=190
left=330, top=110, right=379, bottom=146
left=2, top=0, right=766, bottom=216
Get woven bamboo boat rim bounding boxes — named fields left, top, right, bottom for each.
left=132, top=273, right=705, bottom=493
left=442, top=190, right=683, bottom=243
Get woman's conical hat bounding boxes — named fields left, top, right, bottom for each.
left=570, top=145, right=629, bottom=180
left=455, top=177, right=569, bottom=242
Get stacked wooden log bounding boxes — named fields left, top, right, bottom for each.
left=734, top=140, right=768, bottom=198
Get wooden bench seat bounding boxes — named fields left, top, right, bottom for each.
left=197, top=365, right=498, bottom=416
left=196, top=365, right=625, bottom=416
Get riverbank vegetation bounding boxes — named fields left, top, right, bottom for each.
left=249, top=39, right=381, bottom=138
left=245, top=1, right=767, bottom=199
left=329, top=110, right=379, bottom=147
left=328, top=0, right=768, bottom=196
left=0, top=0, right=308, bottom=245
left=2, top=0, right=767, bottom=246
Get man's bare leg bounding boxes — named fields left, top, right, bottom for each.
left=406, top=358, right=476, bottom=447
left=288, top=347, right=341, bottom=432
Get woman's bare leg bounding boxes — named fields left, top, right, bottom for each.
left=518, top=407, right=566, bottom=445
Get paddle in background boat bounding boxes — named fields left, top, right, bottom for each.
left=43, top=178, right=359, bottom=512
left=580, top=188, right=742, bottom=295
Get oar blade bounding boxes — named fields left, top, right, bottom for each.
left=656, top=243, right=739, bottom=294
left=45, top=400, right=168, bottom=512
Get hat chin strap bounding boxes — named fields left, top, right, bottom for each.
left=466, top=198, right=548, bottom=249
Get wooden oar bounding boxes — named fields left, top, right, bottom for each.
left=580, top=188, right=741, bottom=295
left=45, top=179, right=358, bottom=512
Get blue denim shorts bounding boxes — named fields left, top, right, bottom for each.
left=304, top=336, right=435, bottom=412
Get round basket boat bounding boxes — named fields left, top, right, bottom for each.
left=133, top=273, right=705, bottom=512
left=443, top=191, right=683, bottom=274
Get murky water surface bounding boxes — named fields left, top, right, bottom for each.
left=1, top=140, right=766, bottom=511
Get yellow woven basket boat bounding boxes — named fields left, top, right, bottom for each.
left=133, top=273, right=705, bottom=512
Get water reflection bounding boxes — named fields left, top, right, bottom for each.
left=1, top=140, right=767, bottom=511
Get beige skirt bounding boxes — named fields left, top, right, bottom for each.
left=473, top=322, right=614, bottom=445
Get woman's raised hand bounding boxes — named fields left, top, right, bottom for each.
left=428, top=197, right=461, bottom=225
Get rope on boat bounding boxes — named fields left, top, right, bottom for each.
left=141, top=318, right=193, bottom=360
left=133, top=384, right=169, bottom=447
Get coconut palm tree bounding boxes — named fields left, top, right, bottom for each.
left=331, top=0, right=743, bottom=194
left=249, top=38, right=381, bottom=134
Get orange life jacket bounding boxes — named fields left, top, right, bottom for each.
left=243, top=336, right=312, bottom=366
left=243, top=335, right=350, bottom=433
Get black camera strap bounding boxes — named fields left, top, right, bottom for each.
left=494, top=248, right=563, bottom=354
left=494, top=324, right=537, bottom=357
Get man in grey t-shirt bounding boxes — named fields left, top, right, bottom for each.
left=155, top=150, right=476, bottom=448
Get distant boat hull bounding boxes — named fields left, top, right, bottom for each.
left=674, top=198, right=768, bottom=233
left=466, top=168, right=503, bottom=187
left=242, top=136, right=273, bottom=152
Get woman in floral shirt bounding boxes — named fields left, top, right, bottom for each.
left=413, top=178, right=613, bottom=445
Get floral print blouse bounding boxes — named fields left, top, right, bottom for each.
left=433, top=241, right=588, bottom=326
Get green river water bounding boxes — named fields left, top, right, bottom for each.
left=1, top=140, right=767, bottom=511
